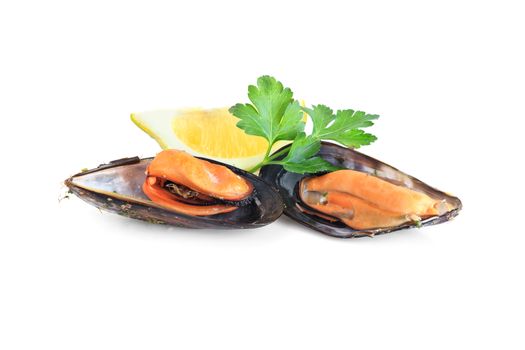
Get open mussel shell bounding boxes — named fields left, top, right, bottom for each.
left=260, top=142, right=462, bottom=238
left=65, top=157, right=284, bottom=229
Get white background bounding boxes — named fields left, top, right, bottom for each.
left=1, top=1, right=524, bottom=349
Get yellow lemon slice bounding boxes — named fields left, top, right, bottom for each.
left=131, top=108, right=290, bottom=171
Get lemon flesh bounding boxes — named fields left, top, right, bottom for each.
left=171, top=109, right=269, bottom=158
left=131, top=108, right=288, bottom=171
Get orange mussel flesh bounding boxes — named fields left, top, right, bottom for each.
left=299, top=170, right=452, bottom=230
left=143, top=150, right=253, bottom=216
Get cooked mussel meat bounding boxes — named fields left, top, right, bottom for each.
left=298, top=169, right=454, bottom=230
left=143, top=150, right=254, bottom=216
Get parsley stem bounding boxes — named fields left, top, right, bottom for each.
left=248, top=159, right=271, bottom=173
left=248, top=163, right=264, bottom=173
left=248, top=143, right=293, bottom=173
left=267, top=147, right=290, bottom=161
left=248, top=143, right=274, bottom=173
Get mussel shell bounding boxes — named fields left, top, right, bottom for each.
left=259, top=142, right=462, bottom=238
left=65, top=156, right=284, bottom=229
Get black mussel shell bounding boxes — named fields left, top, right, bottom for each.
left=259, top=142, right=462, bottom=238
left=65, top=156, right=284, bottom=229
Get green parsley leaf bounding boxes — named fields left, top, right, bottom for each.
left=281, top=133, right=320, bottom=162
left=229, top=76, right=380, bottom=174
left=304, top=106, right=379, bottom=148
left=301, top=104, right=334, bottom=135
left=229, top=76, right=305, bottom=144
left=282, top=157, right=338, bottom=174
left=276, top=133, right=339, bottom=174
left=334, top=129, right=377, bottom=148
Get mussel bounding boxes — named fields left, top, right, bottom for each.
left=65, top=152, right=284, bottom=229
left=260, top=142, right=462, bottom=238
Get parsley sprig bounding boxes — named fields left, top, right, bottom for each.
left=229, top=76, right=379, bottom=174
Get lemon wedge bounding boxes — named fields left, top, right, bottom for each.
left=131, top=108, right=290, bottom=171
